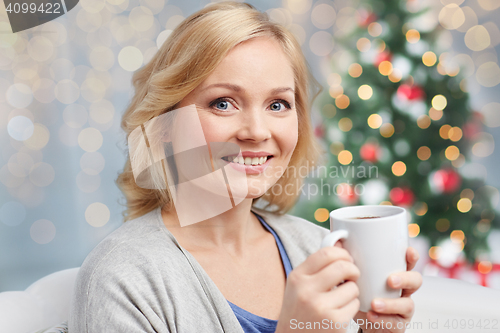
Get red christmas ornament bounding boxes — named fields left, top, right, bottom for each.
left=314, top=125, right=324, bottom=138
left=463, top=113, right=483, bottom=139
left=357, top=9, right=377, bottom=27
left=360, top=143, right=380, bottom=163
left=374, top=51, right=392, bottom=67
left=389, top=187, right=415, bottom=206
left=433, top=168, right=461, bottom=194
left=397, top=84, right=425, bottom=101
left=337, top=183, right=358, bottom=205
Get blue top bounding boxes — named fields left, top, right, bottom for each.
left=227, top=212, right=292, bottom=333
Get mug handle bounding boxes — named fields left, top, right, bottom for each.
left=321, top=230, right=349, bottom=248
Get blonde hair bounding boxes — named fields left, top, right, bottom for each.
left=117, top=1, right=323, bottom=221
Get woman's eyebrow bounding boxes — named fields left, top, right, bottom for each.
left=201, top=83, right=294, bottom=94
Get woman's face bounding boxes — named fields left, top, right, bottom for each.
left=176, top=36, right=299, bottom=198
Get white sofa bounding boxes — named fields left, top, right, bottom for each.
left=0, top=268, right=79, bottom=333
left=0, top=268, right=499, bottom=333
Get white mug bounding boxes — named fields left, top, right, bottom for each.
left=321, top=205, right=408, bottom=312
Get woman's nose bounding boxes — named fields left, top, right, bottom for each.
left=235, top=108, right=271, bottom=143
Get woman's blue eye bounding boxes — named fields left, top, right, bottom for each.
left=270, top=102, right=284, bottom=111
left=215, top=100, right=228, bottom=110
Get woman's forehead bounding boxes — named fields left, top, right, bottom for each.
left=199, top=37, right=295, bottom=92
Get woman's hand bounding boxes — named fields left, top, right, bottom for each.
left=275, top=244, right=361, bottom=333
left=354, top=247, right=423, bottom=333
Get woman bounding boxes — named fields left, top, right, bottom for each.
left=69, top=2, right=422, bottom=332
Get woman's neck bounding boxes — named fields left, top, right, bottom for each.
left=161, top=198, right=267, bottom=255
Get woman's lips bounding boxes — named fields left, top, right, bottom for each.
left=224, top=156, right=273, bottom=174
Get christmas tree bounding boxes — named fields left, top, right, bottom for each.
left=293, top=0, right=499, bottom=265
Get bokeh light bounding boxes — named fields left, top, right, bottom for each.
left=432, top=95, right=447, bottom=110
left=367, top=114, right=383, bottom=129
left=457, top=198, right=472, bottom=213
left=368, top=22, right=382, bottom=37
left=32, top=78, right=56, bottom=104
left=309, top=31, right=334, bottom=57
left=436, top=218, right=450, bottom=232
left=283, top=0, right=312, bottom=15
left=338, top=150, right=353, bottom=165
left=417, top=115, right=431, bottom=129
left=80, top=152, right=106, bottom=175
left=445, top=145, right=460, bottom=160
left=78, top=128, right=103, bottom=152
left=378, top=61, right=393, bottom=76
left=356, top=37, right=371, bottom=52
left=481, top=102, right=500, bottom=127
left=464, top=25, right=491, bottom=51
left=85, top=202, right=110, bottom=227
left=408, top=223, right=420, bottom=237
left=380, top=123, right=395, bottom=137
left=311, top=3, right=336, bottom=29
left=429, top=246, right=441, bottom=260
left=335, top=94, right=350, bottom=109
left=55, top=80, right=80, bottom=104
left=129, top=6, right=155, bottom=32
left=476, top=62, right=500, bottom=87
left=89, top=99, right=115, bottom=125
left=448, top=127, right=463, bottom=142
left=440, top=124, right=451, bottom=139
left=118, top=46, right=143, bottom=72
left=6, top=83, right=33, bottom=108
left=63, top=104, right=88, bottom=128
left=358, top=84, right=373, bottom=100
left=27, top=36, right=54, bottom=62
left=429, top=107, right=443, bottom=121
left=348, top=63, right=363, bottom=78
left=417, top=146, right=431, bottom=160
left=414, top=202, right=428, bottom=216
left=24, top=124, right=50, bottom=150
left=338, top=117, right=353, bottom=132
left=392, top=161, right=406, bottom=176
left=7, top=116, right=34, bottom=141
left=406, top=29, right=420, bottom=43
left=314, top=208, right=330, bottom=222
left=30, top=219, right=56, bottom=244
left=472, top=132, right=495, bottom=157
left=439, top=4, right=465, bottom=30
left=422, top=51, right=437, bottom=66
left=478, top=261, right=493, bottom=274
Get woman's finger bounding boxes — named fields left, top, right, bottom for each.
left=387, top=271, right=423, bottom=296
left=370, top=297, right=415, bottom=319
left=320, top=281, right=359, bottom=309
left=295, top=246, right=353, bottom=276
left=312, top=259, right=360, bottom=292
left=365, top=311, right=408, bottom=330
left=406, top=247, right=419, bottom=271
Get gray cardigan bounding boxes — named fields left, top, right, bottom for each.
left=68, top=207, right=359, bottom=332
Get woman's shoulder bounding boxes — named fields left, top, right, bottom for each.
left=76, top=207, right=183, bottom=284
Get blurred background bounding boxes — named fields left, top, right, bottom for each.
left=1, top=0, right=499, bottom=292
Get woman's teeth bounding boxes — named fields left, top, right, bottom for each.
left=231, top=156, right=268, bottom=165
